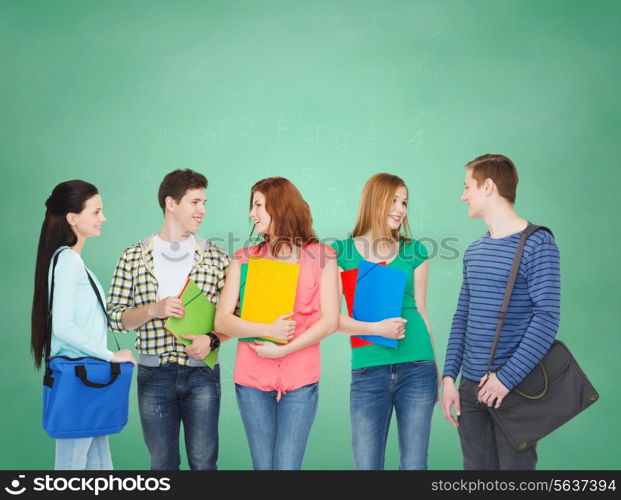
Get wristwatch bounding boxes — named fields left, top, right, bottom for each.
left=208, top=333, right=220, bottom=350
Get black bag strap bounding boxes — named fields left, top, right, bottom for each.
left=84, top=268, right=120, bottom=351
left=44, top=250, right=63, bottom=364
left=45, top=247, right=120, bottom=366
left=74, top=362, right=121, bottom=388
left=487, top=224, right=554, bottom=373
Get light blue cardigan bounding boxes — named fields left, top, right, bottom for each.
left=48, top=247, right=113, bottom=361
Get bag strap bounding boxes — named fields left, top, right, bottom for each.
left=486, top=224, right=554, bottom=373
left=45, top=248, right=120, bottom=366
left=44, top=250, right=63, bottom=364
left=74, top=362, right=121, bottom=388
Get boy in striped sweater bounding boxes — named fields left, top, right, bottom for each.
left=441, top=154, right=561, bottom=470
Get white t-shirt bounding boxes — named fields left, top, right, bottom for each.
left=152, top=234, right=196, bottom=300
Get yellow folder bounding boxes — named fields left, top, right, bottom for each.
left=240, top=257, right=300, bottom=344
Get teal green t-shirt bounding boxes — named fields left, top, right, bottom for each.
left=331, top=237, right=435, bottom=370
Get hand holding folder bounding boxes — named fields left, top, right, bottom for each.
left=349, top=260, right=407, bottom=349
left=164, top=279, right=219, bottom=368
left=341, top=262, right=391, bottom=348
left=238, top=257, right=300, bottom=344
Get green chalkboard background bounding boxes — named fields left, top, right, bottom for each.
left=1, top=0, right=619, bottom=469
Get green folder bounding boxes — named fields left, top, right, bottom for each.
left=164, top=279, right=219, bottom=368
left=239, top=262, right=248, bottom=313
left=238, top=262, right=253, bottom=342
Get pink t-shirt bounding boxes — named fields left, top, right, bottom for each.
left=233, top=242, right=336, bottom=399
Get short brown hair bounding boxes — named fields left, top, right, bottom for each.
left=466, top=154, right=518, bottom=204
left=158, top=169, right=207, bottom=213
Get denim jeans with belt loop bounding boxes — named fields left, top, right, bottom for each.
left=137, top=354, right=221, bottom=470
left=350, top=360, right=437, bottom=470
left=457, top=377, right=537, bottom=470
left=235, top=382, right=319, bottom=470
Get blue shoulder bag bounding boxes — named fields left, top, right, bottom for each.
left=42, top=249, right=134, bottom=439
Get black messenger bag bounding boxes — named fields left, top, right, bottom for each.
left=484, top=225, right=599, bottom=451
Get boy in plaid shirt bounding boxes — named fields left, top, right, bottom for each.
left=107, top=169, right=229, bottom=470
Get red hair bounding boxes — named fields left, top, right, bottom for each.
left=249, top=177, right=317, bottom=255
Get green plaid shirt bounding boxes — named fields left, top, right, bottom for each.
left=106, top=234, right=230, bottom=366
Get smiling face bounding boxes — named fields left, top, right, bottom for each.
left=461, top=167, right=490, bottom=218
left=66, top=194, right=106, bottom=239
left=167, top=187, right=206, bottom=233
left=249, top=191, right=272, bottom=236
left=387, top=185, right=408, bottom=231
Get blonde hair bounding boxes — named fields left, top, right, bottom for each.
left=352, top=173, right=411, bottom=242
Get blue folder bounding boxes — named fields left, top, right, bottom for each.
left=352, top=260, right=407, bottom=348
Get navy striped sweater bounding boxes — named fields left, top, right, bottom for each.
left=442, top=226, right=561, bottom=390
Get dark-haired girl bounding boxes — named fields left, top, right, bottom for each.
left=31, top=180, right=135, bottom=470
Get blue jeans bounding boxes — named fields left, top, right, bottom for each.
left=457, top=377, right=537, bottom=470
left=350, top=361, right=437, bottom=470
left=235, top=383, right=318, bottom=470
left=55, top=436, right=112, bottom=470
left=137, top=363, right=220, bottom=470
